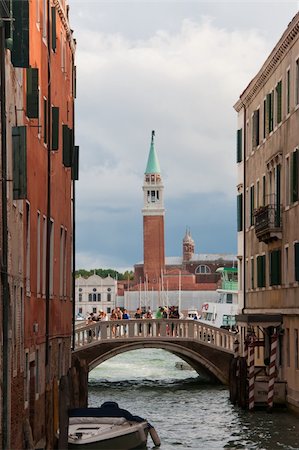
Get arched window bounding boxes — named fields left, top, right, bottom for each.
left=79, top=293, right=82, bottom=302
left=195, top=265, right=211, bottom=274
left=88, top=293, right=92, bottom=302
left=93, top=293, right=97, bottom=302
left=97, top=293, right=101, bottom=301
left=107, top=293, right=111, bottom=302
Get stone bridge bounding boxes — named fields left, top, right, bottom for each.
left=73, top=319, right=236, bottom=384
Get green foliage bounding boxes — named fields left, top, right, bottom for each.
left=75, top=268, right=134, bottom=280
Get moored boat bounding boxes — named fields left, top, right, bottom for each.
left=199, top=267, right=239, bottom=330
left=67, top=402, right=160, bottom=449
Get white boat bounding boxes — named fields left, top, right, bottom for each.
left=67, top=402, right=160, bottom=449
left=199, top=267, right=239, bottom=330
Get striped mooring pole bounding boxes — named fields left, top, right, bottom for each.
left=248, top=338, right=255, bottom=411
left=267, top=332, right=278, bottom=410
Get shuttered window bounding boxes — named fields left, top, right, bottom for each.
left=287, top=69, right=290, bottom=114
left=295, top=243, right=299, bottom=282
left=237, top=193, right=243, bottom=232
left=11, top=0, right=29, bottom=68
left=250, top=185, right=254, bottom=226
left=236, top=128, right=242, bottom=163
left=72, top=146, right=79, bottom=181
left=257, top=255, right=266, bottom=288
left=26, top=68, right=39, bottom=119
left=12, top=126, right=27, bottom=199
left=292, top=149, right=298, bottom=203
left=262, top=175, right=266, bottom=206
left=52, top=107, right=59, bottom=150
left=62, top=125, right=73, bottom=167
left=276, top=81, right=282, bottom=124
left=43, top=98, right=47, bottom=144
left=270, top=249, right=281, bottom=286
left=267, top=91, right=274, bottom=133
left=252, top=110, right=259, bottom=148
left=275, top=165, right=281, bottom=227
left=51, top=7, right=56, bottom=51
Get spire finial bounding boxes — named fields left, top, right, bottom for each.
left=151, top=130, right=155, bottom=143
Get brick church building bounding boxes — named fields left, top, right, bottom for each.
left=124, top=132, right=236, bottom=311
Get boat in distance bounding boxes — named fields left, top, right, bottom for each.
left=67, top=402, right=161, bottom=449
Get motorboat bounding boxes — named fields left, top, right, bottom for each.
left=67, top=402, right=160, bottom=449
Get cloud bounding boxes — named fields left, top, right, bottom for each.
left=71, top=10, right=285, bottom=268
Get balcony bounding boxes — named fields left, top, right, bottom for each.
left=254, top=198, right=282, bottom=243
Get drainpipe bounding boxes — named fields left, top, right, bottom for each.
left=45, top=0, right=51, bottom=370
left=0, top=18, right=10, bottom=450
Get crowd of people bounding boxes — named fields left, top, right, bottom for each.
left=85, top=305, right=182, bottom=324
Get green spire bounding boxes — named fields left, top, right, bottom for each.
left=145, top=130, right=161, bottom=174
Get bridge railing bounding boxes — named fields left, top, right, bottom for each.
left=75, top=319, right=235, bottom=353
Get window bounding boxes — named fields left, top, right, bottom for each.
left=93, top=294, right=97, bottom=302
left=263, top=98, right=266, bottom=139
left=26, top=68, right=39, bottom=119
left=295, top=242, right=299, bottom=282
left=12, top=126, right=27, bottom=200
left=285, top=246, right=289, bottom=285
left=97, top=293, right=101, bottom=301
left=236, top=128, right=242, bottom=162
left=51, top=7, right=56, bottom=51
left=107, top=293, right=111, bottom=302
left=275, top=80, right=282, bottom=125
left=79, top=293, right=82, bottom=302
left=285, top=156, right=290, bottom=206
left=296, top=59, right=299, bottom=105
left=42, top=216, right=47, bottom=296
left=270, top=249, right=281, bottom=286
left=252, top=110, right=259, bottom=148
left=262, top=175, right=266, bottom=206
left=36, top=349, right=39, bottom=395
left=52, top=106, right=59, bottom=150
left=43, top=98, right=47, bottom=144
left=59, top=227, right=65, bottom=297
left=79, top=307, right=83, bottom=314
left=295, top=329, right=299, bottom=369
left=92, top=307, right=97, bottom=314
left=107, top=288, right=111, bottom=292
left=251, top=258, right=254, bottom=289
left=286, top=328, right=290, bottom=367
left=257, top=255, right=266, bottom=288
left=92, top=288, right=97, bottom=292
left=107, top=307, right=111, bottom=314
left=26, top=202, right=30, bottom=295
left=49, top=219, right=54, bottom=296
left=42, top=0, right=47, bottom=40
left=226, top=293, right=232, bottom=304
left=37, top=212, right=41, bottom=295
left=237, top=193, right=243, bottom=232
left=286, top=68, right=290, bottom=114
left=267, top=90, right=274, bottom=133
left=250, top=185, right=254, bottom=226
left=195, top=265, right=211, bottom=274
left=291, top=149, right=298, bottom=203
left=88, top=293, right=92, bottom=302
left=256, top=180, right=260, bottom=209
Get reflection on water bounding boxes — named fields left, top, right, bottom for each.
left=88, top=349, right=299, bottom=449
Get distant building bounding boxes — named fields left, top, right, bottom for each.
left=75, top=274, right=117, bottom=318
left=127, top=131, right=236, bottom=313
left=234, top=12, right=299, bottom=412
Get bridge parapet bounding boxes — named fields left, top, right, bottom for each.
left=75, top=319, right=235, bottom=354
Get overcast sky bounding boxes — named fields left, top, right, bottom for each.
left=70, top=1, right=298, bottom=271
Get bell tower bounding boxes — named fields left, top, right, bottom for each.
left=142, top=131, right=165, bottom=285
left=183, top=228, right=195, bottom=262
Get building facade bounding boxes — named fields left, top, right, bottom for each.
left=0, top=1, right=78, bottom=448
left=75, top=274, right=117, bottom=318
left=235, top=12, right=299, bottom=412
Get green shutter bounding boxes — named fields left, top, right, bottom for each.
left=257, top=255, right=266, bottom=288
left=237, top=193, right=243, bottom=232
left=250, top=185, right=254, bottom=226
left=252, top=110, right=259, bottom=148
left=276, top=81, right=282, bottom=124
left=52, top=107, right=59, bottom=150
left=26, top=68, right=39, bottom=118
left=292, top=149, right=298, bottom=203
left=295, top=243, right=299, bottom=282
left=51, top=7, right=56, bottom=51
left=62, top=125, right=73, bottom=167
left=72, top=146, right=79, bottom=181
left=11, top=0, right=29, bottom=68
left=270, top=250, right=281, bottom=286
left=236, top=128, right=242, bottom=163
left=12, top=126, right=27, bottom=199
left=43, top=98, right=47, bottom=144
left=275, top=164, right=281, bottom=227
left=267, top=92, right=274, bottom=133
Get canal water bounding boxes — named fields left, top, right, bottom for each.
left=88, top=349, right=299, bottom=449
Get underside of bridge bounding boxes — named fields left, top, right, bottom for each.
left=73, top=339, right=233, bottom=385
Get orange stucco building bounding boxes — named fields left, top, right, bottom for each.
left=0, top=1, right=78, bottom=448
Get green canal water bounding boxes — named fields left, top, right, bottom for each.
left=88, top=349, right=299, bottom=449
